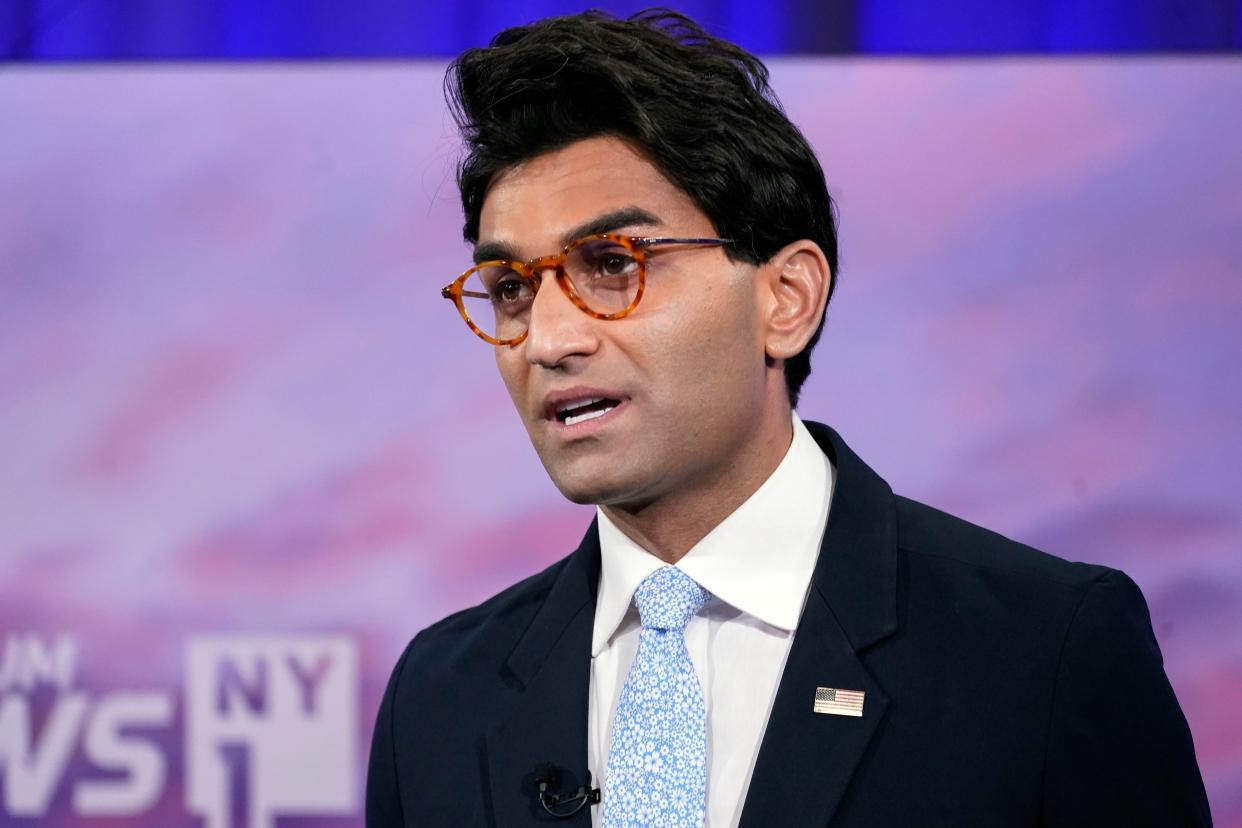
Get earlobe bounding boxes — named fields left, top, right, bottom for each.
left=762, top=241, right=831, bottom=361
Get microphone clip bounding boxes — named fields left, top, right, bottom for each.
left=534, top=762, right=601, bottom=819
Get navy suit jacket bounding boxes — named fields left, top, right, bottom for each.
left=367, top=421, right=1211, bottom=826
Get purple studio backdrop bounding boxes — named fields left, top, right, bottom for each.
left=1, top=58, right=1240, bottom=826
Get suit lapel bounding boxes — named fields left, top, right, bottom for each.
left=739, top=422, right=899, bottom=827
left=485, top=521, right=601, bottom=826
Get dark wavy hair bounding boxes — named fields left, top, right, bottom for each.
left=446, top=8, right=839, bottom=407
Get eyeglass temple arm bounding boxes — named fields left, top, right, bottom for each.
left=442, top=286, right=490, bottom=300
left=636, top=236, right=734, bottom=247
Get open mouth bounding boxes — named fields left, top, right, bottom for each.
left=555, top=397, right=621, bottom=426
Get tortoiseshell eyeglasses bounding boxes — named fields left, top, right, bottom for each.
left=440, top=232, right=733, bottom=346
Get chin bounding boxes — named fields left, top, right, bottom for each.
left=546, top=469, right=621, bottom=506
left=544, top=461, right=649, bottom=508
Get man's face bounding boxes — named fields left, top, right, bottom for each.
left=476, top=136, right=775, bottom=510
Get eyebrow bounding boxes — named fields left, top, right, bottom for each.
left=472, top=206, right=663, bottom=265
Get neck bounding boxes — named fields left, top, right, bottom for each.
left=600, top=397, right=795, bottom=565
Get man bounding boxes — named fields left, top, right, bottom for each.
left=367, top=10, right=1211, bottom=827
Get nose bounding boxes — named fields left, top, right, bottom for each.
left=522, top=268, right=600, bottom=369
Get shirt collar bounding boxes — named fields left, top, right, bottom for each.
left=591, top=413, right=835, bottom=656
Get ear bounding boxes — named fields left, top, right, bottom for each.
left=758, top=239, right=832, bottom=362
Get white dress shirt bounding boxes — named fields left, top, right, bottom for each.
left=588, top=414, right=835, bottom=827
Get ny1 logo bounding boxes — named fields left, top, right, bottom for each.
left=0, top=633, right=358, bottom=826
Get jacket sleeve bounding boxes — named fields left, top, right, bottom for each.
left=366, top=637, right=417, bottom=828
left=1041, top=569, right=1213, bottom=826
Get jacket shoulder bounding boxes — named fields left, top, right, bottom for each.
left=405, top=551, right=574, bottom=666
left=893, top=494, right=1111, bottom=588
left=367, top=552, right=580, bottom=825
left=376, top=551, right=577, bottom=763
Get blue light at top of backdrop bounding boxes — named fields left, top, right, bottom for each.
left=3, top=0, right=1241, bottom=60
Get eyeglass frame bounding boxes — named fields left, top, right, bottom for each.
left=440, top=232, right=735, bottom=346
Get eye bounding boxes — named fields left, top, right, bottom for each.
left=491, top=277, right=532, bottom=304
left=598, top=251, right=636, bottom=276
left=575, top=242, right=637, bottom=279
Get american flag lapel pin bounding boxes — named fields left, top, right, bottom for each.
left=813, top=686, right=865, bottom=717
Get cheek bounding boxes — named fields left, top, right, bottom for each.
left=643, top=280, right=762, bottom=404
left=494, top=348, right=528, bottom=409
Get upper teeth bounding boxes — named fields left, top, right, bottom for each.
left=559, top=397, right=603, bottom=415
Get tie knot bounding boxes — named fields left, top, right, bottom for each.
left=634, top=566, right=710, bottom=632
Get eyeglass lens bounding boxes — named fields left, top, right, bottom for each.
left=457, top=237, right=642, bottom=341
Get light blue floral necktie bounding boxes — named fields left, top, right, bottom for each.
left=602, top=566, right=712, bottom=827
